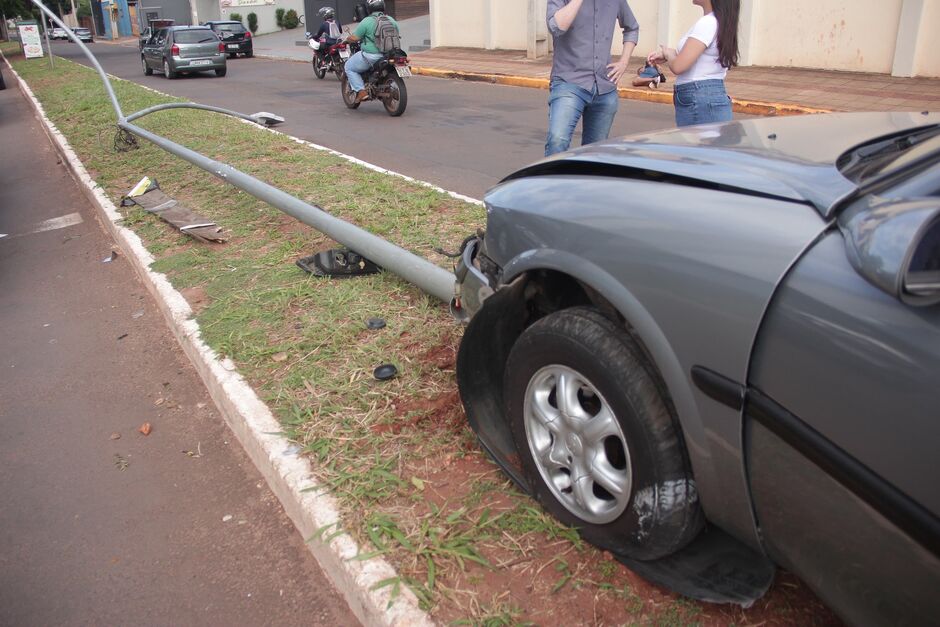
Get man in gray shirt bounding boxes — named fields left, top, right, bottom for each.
left=545, top=0, right=640, bottom=156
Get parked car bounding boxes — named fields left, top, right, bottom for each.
left=50, top=27, right=67, bottom=40
left=73, top=27, right=93, bottom=43
left=141, top=26, right=226, bottom=79
left=203, top=20, right=252, bottom=58
left=454, top=111, right=940, bottom=625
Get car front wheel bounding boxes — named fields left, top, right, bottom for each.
left=504, top=307, right=703, bottom=561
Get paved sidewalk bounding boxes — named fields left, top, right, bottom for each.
left=409, top=47, right=940, bottom=115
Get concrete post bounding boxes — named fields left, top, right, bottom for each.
left=656, top=0, right=673, bottom=47
left=484, top=0, right=494, bottom=50
left=527, top=0, right=548, bottom=59
left=428, top=0, right=440, bottom=48
left=892, top=0, right=925, bottom=77
left=737, top=0, right=760, bottom=67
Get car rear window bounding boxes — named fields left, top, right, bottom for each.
left=213, top=23, right=246, bottom=33
left=75, top=29, right=90, bottom=34
left=173, top=29, right=217, bottom=44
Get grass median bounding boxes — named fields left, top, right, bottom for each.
left=3, top=44, right=839, bottom=626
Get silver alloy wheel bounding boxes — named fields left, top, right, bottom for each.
left=141, top=56, right=146, bottom=72
left=163, top=59, right=170, bottom=75
left=523, top=364, right=632, bottom=524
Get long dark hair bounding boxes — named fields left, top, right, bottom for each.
left=713, top=0, right=740, bottom=68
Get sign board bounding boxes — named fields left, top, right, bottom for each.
left=17, top=21, right=44, bottom=59
left=220, top=0, right=275, bottom=7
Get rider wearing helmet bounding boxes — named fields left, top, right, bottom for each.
left=314, top=6, right=342, bottom=55
left=345, top=0, right=400, bottom=103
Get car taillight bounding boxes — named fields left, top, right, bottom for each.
left=244, top=31, right=251, bottom=39
left=218, top=42, right=225, bottom=52
left=171, top=44, right=179, bottom=56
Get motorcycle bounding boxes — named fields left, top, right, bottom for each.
left=340, top=42, right=412, bottom=117
left=306, top=32, right=349, bottom=80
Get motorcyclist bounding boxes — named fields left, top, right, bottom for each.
left=344, top=0, right=400, bottom=103
left=313, top=7, right=342, bottom=60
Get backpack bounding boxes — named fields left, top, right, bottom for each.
left=373, top=15, right=400, bottom=53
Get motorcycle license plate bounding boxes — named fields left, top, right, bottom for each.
left=339, top=48, right=350, bottom=59
left=395, top=65, right=412, bottom=78
left=227, top=44, right=238, bottom=49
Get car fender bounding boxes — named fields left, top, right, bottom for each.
left=478, top=174, right=829, bottom=548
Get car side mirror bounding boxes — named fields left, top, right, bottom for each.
left=840, top=198, right=940, bottom=306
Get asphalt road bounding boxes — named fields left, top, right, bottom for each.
left=52, top=40, right=681, bottom=199
left=0, top=80, right=356, bottom=626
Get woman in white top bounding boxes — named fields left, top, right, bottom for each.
left=647, top=0, right=740, bottom=127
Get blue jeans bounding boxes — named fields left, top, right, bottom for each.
left=545, top=79, right=619, bottom=156
left=673, top=79, right=732, bottom=127
left=345, top=50, right=384, bottom=92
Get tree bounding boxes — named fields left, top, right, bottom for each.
left=246, top=12, right=257, bottom=34
left=229, top=12, right=242, bottom=23
left=283, top=8, right=298, bottom=29
left=274, top=7, right=284, bottom=28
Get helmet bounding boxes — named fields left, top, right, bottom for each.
left=317, top=7, right=334, bottom=19
left=366, top=0, right=385, bottom=14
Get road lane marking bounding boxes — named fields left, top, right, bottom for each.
left=28, top=212, right=84, bottom=234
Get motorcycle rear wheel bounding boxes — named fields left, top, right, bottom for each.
left=382, top=75, right=407, bottom=117
left=340, top=75, right=360, bottom=110
left=314, top=56, right=327, bottom=79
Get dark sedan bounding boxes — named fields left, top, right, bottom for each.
left=203, top=20, right=252, bottom=58
left=454, top=112, right=940, bottom=625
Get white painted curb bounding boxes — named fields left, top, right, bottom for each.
left=2, top=52, right=436, bottom=627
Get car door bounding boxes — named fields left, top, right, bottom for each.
left=746, top=161, right=940, bottom=626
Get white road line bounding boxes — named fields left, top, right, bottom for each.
left=29, top=212, right=84, bottom=234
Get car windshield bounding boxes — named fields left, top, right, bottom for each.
left=174, top=30, right=217, bottom=44
left=838, top=125, right=940, bottom=183
left=213, top=23, right=246, bottom=33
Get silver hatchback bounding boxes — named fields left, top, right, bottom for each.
left=141, top=26, right=226, bottom=79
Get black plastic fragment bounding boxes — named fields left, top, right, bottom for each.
left=613, top=524, right=775, bottom=606
left=296, top=248, right=381, bottom=278
left=373, top=364, right=398, bottom=381
left=366, top=317, right=386, bottom=330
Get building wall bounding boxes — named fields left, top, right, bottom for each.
left=429, top=0, right=940, bottom=78
left=218, top=0, right=305, bottom=34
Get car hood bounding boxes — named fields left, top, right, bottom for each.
left=504, top=112, right=940, bottom=216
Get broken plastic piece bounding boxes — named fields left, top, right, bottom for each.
left=102, top=250, right=118, bottom=262
left=251, top=111, right=285, bottom=126
left=373, top=364, right=398, bottom=380
left=295, top=249, right=381, bottom=278
left=122, top=180, right=226, bottom=243
left=366, top=317, right=386, bottom=330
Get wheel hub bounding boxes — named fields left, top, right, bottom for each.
left=523, top=365, right=632, bottom=524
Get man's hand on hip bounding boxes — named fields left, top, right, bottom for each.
left=606, top=59, right=630, bottom=84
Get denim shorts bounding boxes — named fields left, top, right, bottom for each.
left=673, top=79, right=732, bottom=127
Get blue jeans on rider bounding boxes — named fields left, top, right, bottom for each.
left=673, top=79, right=732, bottom=127
left=545, top=79, right=619, bottom=156
left=346, top=51, right=385, bottom=92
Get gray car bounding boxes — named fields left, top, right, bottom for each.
left=454, top=112, right=939, bottom=625
left=141, top=26, right=225, bottom=79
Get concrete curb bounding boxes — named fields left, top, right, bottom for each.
left=2, top=52, right=435, bottom=627
left=410, top=66, right=834, bottom=116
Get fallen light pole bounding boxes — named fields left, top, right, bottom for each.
left=27, top=0, right=457, bottom=305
